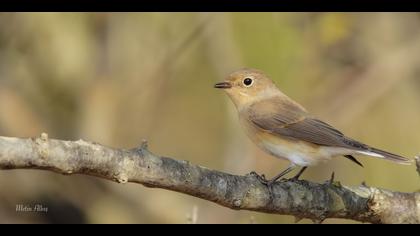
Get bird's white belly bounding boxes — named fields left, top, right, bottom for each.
left=258, top=137, right=353, bottom=167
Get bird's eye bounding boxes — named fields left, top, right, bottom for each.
left=243, top=77, right=253, bottom=87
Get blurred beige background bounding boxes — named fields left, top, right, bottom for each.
left=0, top=12, right=419, bottom=224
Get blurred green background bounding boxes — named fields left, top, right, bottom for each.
left=0, top=12, right=419, bottom=224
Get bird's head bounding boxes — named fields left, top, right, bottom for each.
left=214, top=68, right=280, bottom=109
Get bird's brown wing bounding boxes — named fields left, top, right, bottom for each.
left=247, top=97, right=411, bottom=164
left=247, top=98, right=366, bottom=149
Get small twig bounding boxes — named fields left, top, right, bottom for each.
left=329, top=172, right=335, bottom=185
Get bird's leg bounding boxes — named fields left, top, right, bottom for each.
left=266, top=165, right=296, bottom=186
left=251, top=165, right=295, bottom=203
left=289, top=166, right=307, bottom=181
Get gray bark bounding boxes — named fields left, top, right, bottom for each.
left=0, top=133, right=419, bottom=223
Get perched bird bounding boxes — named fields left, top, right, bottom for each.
left=215, top=68, right=411, bottom=185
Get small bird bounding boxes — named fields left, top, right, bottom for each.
left=215, top=68, right=412, bottom=185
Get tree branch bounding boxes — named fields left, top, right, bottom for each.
left=0, top=133, right=418, bottom=224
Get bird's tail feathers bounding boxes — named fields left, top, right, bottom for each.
left=357, top=148, right=412, bottom=165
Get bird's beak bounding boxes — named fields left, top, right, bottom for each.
left=214, top=81, right=232, bottom=89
